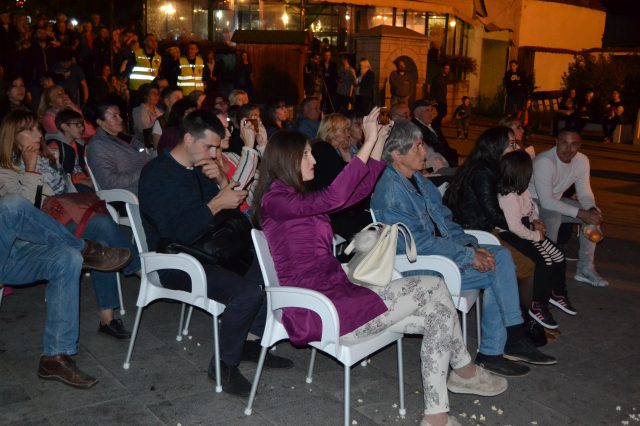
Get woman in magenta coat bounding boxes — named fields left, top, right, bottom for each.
left=251, top=108, right=507, bottom=426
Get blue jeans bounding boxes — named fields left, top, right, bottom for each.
left=65, top=214, right=141, bottom=311
left=0, top=194, right=85, bottom=356
left=404, top=244, right=523, bottom=356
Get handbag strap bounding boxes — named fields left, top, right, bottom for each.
left=344, top=222, right=384, bottom=255
left=396, top=223, right=417, bottom=262
left=34, top=185, right=43, bottom=209
left=74, top=200, right=106, bottom=238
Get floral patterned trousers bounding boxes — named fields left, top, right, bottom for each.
left=345, top=275, right=471, bottom=415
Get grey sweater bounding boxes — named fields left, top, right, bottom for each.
left=86, top=128, right=150, bottom=195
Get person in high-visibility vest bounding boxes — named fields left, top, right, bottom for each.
left=177, top=42, right=205, bottom=96
left=123, top=34, right=162, bottom=92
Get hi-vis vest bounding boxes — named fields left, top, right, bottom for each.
left=178, top=56, right=204, bottom=95
left=129, top=49, right=162, bottom=91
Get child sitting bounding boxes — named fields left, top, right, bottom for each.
left=44, top=109, right=94, bottom=193
left=453, top=96, right=471, bottom=139
left=497, top=150, right=577, bottom=330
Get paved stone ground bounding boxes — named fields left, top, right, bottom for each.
left=2, top=129, right=640, bottom=426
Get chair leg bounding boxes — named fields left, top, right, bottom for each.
left=212, top=315, right=222, bottom=393
left=306, top=348, right=317, bottom=383
left=116, top=274, right=125, bottom=315
left=245, top=345, right=269, bottom=415
left=0, top=286, right=4, bottom=311
left=462, top=312, right=468, bottom=347
left=344, top=364, right=351, bottom=426
left=183, top=306, right=194, bottom=336
left=123, top=306, right=144, bottom=369
left=396, top=338, right=406, bottom=416
left=177, top=304, right=186, bottom=341
left=476, top=297, right=482, bottom=352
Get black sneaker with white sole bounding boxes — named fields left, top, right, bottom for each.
left=504, top=337, right=557, bottom=365
left=529, top=302, right=559, bottom=329
left=549, top=291, right=577, bottom=315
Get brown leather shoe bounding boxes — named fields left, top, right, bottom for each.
left=544, top=329, right=557, bottom=343
left=38, top=354, right=98, bottom=389
left=81, top=240, right=133, bottom=273
left=546, top=328, right=561, bottom=337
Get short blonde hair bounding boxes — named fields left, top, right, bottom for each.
left=229, top=89, right=248, bottom=106
left=315, top=113, right=350, bottom=143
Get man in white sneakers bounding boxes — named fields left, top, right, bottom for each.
left=528, top=129, right=608, bottom=287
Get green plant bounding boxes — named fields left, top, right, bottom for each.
left=439, top=55, right=478, bottom=82
left=561, top=52, right=640, bottom=123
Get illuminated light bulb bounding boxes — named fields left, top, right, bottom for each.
left=216, top=11, right=222, bottom=18
left=71, top=19, right=78, bottom=26
left=450, top=20, right=456, bottom=27
left=179, top=16, right=184, bottom=20
left=345, top=14, right=350, bottom=20
left=160, top=6, right=166, bottom=11
left=376, top=15, right=381, bottom=19
left=166, top=5, right=175, bottom=13
left=283, top=13, right=288, bottom=24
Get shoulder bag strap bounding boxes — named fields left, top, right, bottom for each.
left=74, top=200, right=107, bottom=238
left=34, top=185, right=43, bottom=209
left=396, top=223, right=417, bottom=262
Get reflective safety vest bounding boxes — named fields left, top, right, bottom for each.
left=129, top=49, right=162, bottom=91
left=178, top=56, right=204, bottom=95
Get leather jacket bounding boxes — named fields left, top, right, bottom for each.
left=448, top=161, right=509, bottom=232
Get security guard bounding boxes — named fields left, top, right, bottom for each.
left=124, top=34, right=162, bottom=93
left=177, top=41, right=204, bottom=96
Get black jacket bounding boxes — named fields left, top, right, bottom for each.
left=430, top=73, right=449, bottom=104
left=411, top=117, right=459, bottom=167
left=448, top=161, right=509, bottom=232
left=320, top=60, right=338, bottom=94
left=356, top=70, right=375, bottom=99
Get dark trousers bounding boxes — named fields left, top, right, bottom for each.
left=160, top=251, right=267, bottom=366
left=603, top=115, right=622, bottom=138
left=504, top=94, right=524, bottom=115
left=498, top=231, right=567, bottom=303
left=354, top=95, right=372, bottom=115
left=431, top=102, right=447, bottom=131
left=333, top=93, right=351, bottom=115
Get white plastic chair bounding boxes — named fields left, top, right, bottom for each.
left=86, top=163, right=131, bottom=229
left=245, top=230, right=406, bottom=426
left=332, top=234, right=346, bottom=257
left=121, top=192, right=226, bottom=392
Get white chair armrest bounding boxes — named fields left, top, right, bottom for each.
left=139, top=252, right=209, bottom=299
left=265, top=286, right=340, bottom=351
left=464, top=230, right=500, bottom=246
left=393, top=254, right=462, bottom=308
left=96, top=189, right=139, bottom=205
left=105, top=204, right=120, bottom=223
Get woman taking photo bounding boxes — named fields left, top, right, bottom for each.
left=85, top=99, right=150, bottom=196
left=354, top=58, right=375, bottom=115
left=251, top=108, right=507, bottom=426
left=38, top=86, right=96, bottom=137
left=263, top=98, right=293, bottom=139
left=132, top=83, right=162, bottom=146
left=0, top=109, right=140, bottom=339
left=0, top=74, right=29, bottom=122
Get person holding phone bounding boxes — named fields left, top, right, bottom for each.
left=226, top=103, right=267, bottom=156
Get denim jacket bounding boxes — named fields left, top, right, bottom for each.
left=371, top=164, right=478, bottom=274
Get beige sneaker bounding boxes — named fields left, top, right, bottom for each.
left=420, top=416, right=462, bottom=426
left=447, top=365, right=507, bottom=396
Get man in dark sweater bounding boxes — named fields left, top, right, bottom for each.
left=430, top=63, right=450, bottom=130
left=138, top=110, right=293, bottom=398
left=411, top=99, right=460, bottom=167
left=503, top=60, right=525, bottom=115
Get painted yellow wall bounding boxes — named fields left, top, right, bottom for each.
left=519, top=0, right=606, bottom=50
left=533, top=51, right=574, bottom=91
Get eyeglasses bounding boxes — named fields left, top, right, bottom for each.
left=69, top=121, right=85, bottom=128
left=277, top=105, right=287, bottom=110
left=215, top=100, right=230, bottom=106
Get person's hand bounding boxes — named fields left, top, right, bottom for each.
left=207, top=182, right=248, bottom=214
left=533, top=219, right=547, bottom=240
left=362, top=106, right=381, bottom=143
left=337, top=140, right=351, bottom=162
left=472, top=248, right=496, bottom=273
left=240, top=119, right=256, bottom=149
left=255, top=122, right=268, bottom=147
left=80, top=177, right=94, bottom=188
left=195, top=158, right=229, bottom=187
left=577, top=209, right=603, bottom=226
left=21, top=145, right=39, bottom=172
left=376, top=120, right=393, bottom=148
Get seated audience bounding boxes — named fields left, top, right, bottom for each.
left=497, top=150, right=575, bottom=330
left=39, top=86, right=96, bottom=137
left=227, top=103, right=266, bottom=156
left=151, top=86, right=183, bottom=150
left=188, top=90, right=206, bottom=110
left=0, top=110, right=140, bottom=339
left=411, top=99, right=460, bottom=168
left=567, top=91, right=598, bottom=135
left=0, top=194, right=133, bottom=389
left=228, top=89, right=248, bottom=106
left=371, top=120, right=556, bottom=377
left=551, top=89, right=577, bottom=136
left=252, top=110, right=507, bottom=426
left=132, top=83, right=161, bottom=146
left=263, top=98, right=293, bottom=139
left=29, top=73, right=56, bottom=115
left=499, top=116, right=525, bottom=145
left=0, top=74, right=29, bottom=122
left=139, top=109, right=293, bottom=397
left=156, top=99, right=197, bottom=156
left=44, top=109, right=94, bottom=192
left=85, top=100, right=151, bottom=195
left=529, top=129, right=608, bottom=286
left=201, top=92, right=229, bottom=120
left=347, top=111, right=364, bottom=158
left=294, top=97, right=321, bottom=141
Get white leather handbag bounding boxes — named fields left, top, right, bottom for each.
left=344, top=222, right=417, bottom=287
